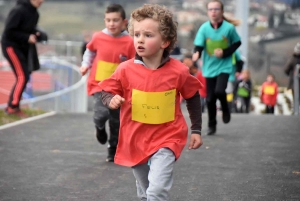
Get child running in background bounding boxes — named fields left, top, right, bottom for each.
left=98, top=4, right=203, bottom=200
left=193, top=0, right=241, bottom=135
left=233, top=69, right=252, bottom=113
left=80, top=4, right=135, bottom=162
left=260, top=74, right=278, bottom=114
left=183, top=55, right=207, bottom=112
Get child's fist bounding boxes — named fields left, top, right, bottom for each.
left=80, top=66, right=88, bottom=76
left=214, top=48, right=223, bottom=58
left=109, top=95, right=125, bottom=109
left=188, top=134, right=203, bottom=150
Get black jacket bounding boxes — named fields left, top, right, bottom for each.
left=1, top=0, right=39, bottom=49
left=284, top=54, right=300, bottom=90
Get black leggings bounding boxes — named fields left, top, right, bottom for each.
left=1, top=45, right=30, bottom=109
left=265, top=105, right=274, bottom=114
left=206, top=73, right=229, bottom=127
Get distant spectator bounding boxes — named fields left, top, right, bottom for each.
left=233, top=69, right=252, bottom=113
left=1, top=0, right=44, bottom=117
left=260, top=74, right=278, bottom=114
left=227, top=50, right=244, bottom=112
left=284, top=42, right=300, bottom=105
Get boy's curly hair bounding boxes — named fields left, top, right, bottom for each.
left=128, top=4, right=178, bottom=53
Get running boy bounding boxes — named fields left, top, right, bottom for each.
left=80, top=4, right=135, bottom=162
left=98, top=4, right=203, bottom=200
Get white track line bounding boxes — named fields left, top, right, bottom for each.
left=0, top=111, right=56, bottom=130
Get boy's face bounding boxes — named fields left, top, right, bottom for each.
left=133, top=18, right=169, bottom=58
left=104, top=12, right=127, bottom=37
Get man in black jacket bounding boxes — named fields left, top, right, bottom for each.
left=1, top=0, right=44, bottom=116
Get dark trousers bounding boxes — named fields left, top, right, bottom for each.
left=2, top=45, right=30, bottom=109
left=206, top=73, right=229, bottom=127
left=200, top=97, right=206, bottom=113
left=236, top=97, right=251, bottom=113
left=265, top=105, right=274, bottom=114
left=93, top=92, right=120, bottom=148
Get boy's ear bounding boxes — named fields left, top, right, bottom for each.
left=123, top=19, right=128, bottom=27
left=161, top=40, right=170, bottom=49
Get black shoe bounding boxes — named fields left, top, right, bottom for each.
left=106, top=147, right=116, bottom=162
left=206, top=126, right=216, bottom=135
left=95, top=126, right=107, bottom=145
left=222, top=110, right=231, bottom=124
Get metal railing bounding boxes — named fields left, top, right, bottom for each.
left=37, top=40, right=84, bottom=65
left=0, top=40, right=89, bottom=113
left=0, top=56, right=88, bottom=113
left=294, top=64, right=300, bottom=116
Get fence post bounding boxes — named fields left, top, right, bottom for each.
left=66, top=41, right=72, bottom=61
left=294, top=64, right=300, bottom=116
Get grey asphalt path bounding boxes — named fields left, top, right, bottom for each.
left=0, top=108, right=300, bottom=201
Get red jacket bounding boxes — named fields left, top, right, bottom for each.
left=261, top=81, right=278, bottom=106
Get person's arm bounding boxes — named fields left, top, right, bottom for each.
left=284, top=57, right=294, bottom=76
left=235, top=59, right=244, bottom=73
left=222, top=41, right=241, bottom=58
left=272, top=84, right=279, bottom=106
left=260, top=84, right=264, bottom=102
left=233, top=80, right=240, bottom=99
left=193, top=46, right=204, bottom=60
left=185, top=91, right=202, bottom=135
left=81, top=48, right=96, bottom=68
left=248, top=80, right=252, bottom=97
left=193, top=24, right=205, bottom=61
left=100, top=91, right=114, bottom=108
left=4, top=8, right=30, bottom=43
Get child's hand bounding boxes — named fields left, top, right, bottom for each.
left=214, top=48, right=223, bottom=58
left=109, top=95, right=125, bottom=109
left=80, top=66, right=89, bottom=76
left=192, top=51, right=199, bottom=62
left=188, top=134, right=203, bottom=150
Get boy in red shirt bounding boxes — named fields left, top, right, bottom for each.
left=260, top=74, right=278, bottom=114
left=98, top=4, right=203, bottom=200
left=80, top=4, right=135, bottom=162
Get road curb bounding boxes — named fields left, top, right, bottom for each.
left=0, top=111, right=56, bottom=131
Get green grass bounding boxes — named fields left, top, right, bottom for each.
left=0, top=108, right=46, bottom=126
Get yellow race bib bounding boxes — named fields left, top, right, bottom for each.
left=264, top=86, right=275, bottom=95
left=131, top=89, right=176, bottom=124
left=95, top=60, right=118, bottom=81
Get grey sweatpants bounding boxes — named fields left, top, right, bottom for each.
left=132, top=148, right=175, bottom=201
left=93, top=92, right=120, bottom=148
